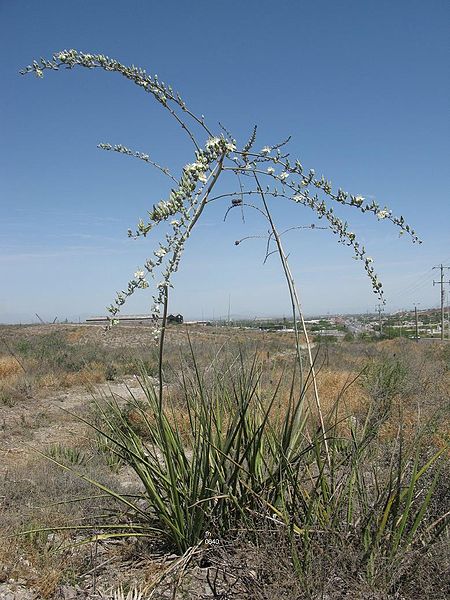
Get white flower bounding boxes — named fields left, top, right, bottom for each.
left=267, top=167, right=275, bottom=175
left=261, top=146, right=271, bottom=155
left=134, top=270, right=145, bottom=280
left=366, top=257, right=373, bottom=263
left=154, top=247, right=168, bottom=258
left=292, top=194, right=303, bottom=201
left=198, top=173, right=207, bottom=184
left=279, top=172, right=289, bottom=181
left=377, top=210, right=390, bottom=219
left=184, top=162, right=203, bottom=175
left=354, top=195, right=364, bottom=205
left=206, top=137, right=221, bottom=148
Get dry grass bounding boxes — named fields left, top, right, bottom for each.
left=0, top=324, right=448, bottom=598
left=0, top=448, right=135, bottom=598
left=0, top=325, right=159, bottom=406
left=0, top=356, right=22, bottom=377
left=95, top=328, right=449, bottom=449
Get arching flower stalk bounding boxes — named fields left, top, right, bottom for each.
left=21, top=50, right=421, bottom=438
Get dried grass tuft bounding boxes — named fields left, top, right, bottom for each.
left=0, top=356, right=22, bottom=378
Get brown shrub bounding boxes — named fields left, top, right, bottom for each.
left=0, top=356, right=22, bottom=377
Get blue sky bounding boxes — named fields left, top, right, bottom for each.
left=1, top=0, right=449, bottom=322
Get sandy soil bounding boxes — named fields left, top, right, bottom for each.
left=0, top=377, right=146, bottom=479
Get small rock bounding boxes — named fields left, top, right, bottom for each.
left=59, top=585, right=77, bottom=600
left=0, top=583, right=37, bottom=600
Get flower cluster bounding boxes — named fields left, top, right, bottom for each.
left=229, top=140, right=421, bottom=246
left=106, top=136, right=234, bottom=329
left=98, top=143, right=177, bottom=183
left=284, top=187, right=385, bottom=297
left=129, top=137, right=235, bottom=239
left=21, top=50, right=173, bottom=108
left=225, top=133, right=421, bottom=301
left=23, top=49, right=420, bottom=319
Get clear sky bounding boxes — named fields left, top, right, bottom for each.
left=1, top=0, right=449, bottom=323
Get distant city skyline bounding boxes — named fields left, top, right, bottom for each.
left=5, top=301, right=449, bottom=326
left=1, top=1, right=449, bottom=324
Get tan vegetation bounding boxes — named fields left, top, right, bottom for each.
left=0, top=324, right=449, bottom=599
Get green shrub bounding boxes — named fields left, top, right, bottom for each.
left=47, top=351, right=448, bottom=582
left=47, top=444, right=86, bottom=466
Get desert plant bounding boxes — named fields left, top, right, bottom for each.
left=56, top=355, right=309, bottom=553
left=18, top=50, right=449, bottom=595
left=31, top=352, right=448, bottom=565
left=47, top=443, right=86, bottom=466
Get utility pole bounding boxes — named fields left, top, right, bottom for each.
left=376, top=304, right=384, bottom=337
left=447, top=291, right=450, bottom=340
left=414, top=303, right=420, bottom=342
left=433, top=264, right=450, bottom=341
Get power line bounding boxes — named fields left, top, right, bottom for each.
left=386, top=256, right=450, bottom=306
left=388, top=269, right=434, bottom=303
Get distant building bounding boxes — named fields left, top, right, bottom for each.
left=86, top=314, right=154, bottom=325
left=85, top=313, right=184, bottom=326
left=167, top=314, right=184, bottom=324
left=314, top=330, right=346, bottom=338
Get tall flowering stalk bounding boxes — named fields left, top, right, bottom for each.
left=21, top=50, right=421, bottom=435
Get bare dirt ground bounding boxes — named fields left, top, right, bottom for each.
left=0, top=377, right=143, bottom=478
left=0, top=375, right=147, bottom=599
